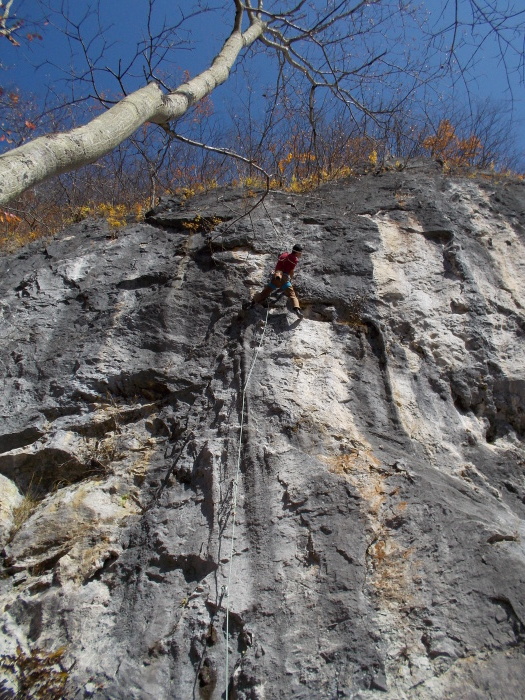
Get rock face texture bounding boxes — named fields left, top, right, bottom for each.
left=1, top=162, right=525, bottom=699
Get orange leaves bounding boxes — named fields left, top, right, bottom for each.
left=0, top=209, right=35, bottom=250
left=423, top=119, right=482, bottom=167
left=423, top=118, right=455, bottom=156
left=458, top=135, right=483, bottom=162
left=0, top=90, right=39, bottom=148
left=277, top=148, right=316, bottom=179
left=0, top=210, right=21, bottom=224
left=277, top=152, right=294, bottom=174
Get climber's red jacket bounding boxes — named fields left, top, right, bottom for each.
left=275, top=252, right=299, bottom=277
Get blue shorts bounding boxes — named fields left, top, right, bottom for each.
left=268, top=279, right=291, bottom=291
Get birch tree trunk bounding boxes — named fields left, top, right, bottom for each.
left=0, top=19, right=265, bottom=205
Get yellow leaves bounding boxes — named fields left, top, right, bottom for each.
left=239, top=175, right=265, bottom=189
left=74, top=205, right=91, bottom=221
left=273, top=135, right=377, bottom=190
left=181, top=214, right=223, bottom=234
left=133, top=201, right=145, bottom=220
left=230, top=176, right=278, bottom=191
left=175, top=180, right=218, bottom=202
left=286, top=164, right=355, bottom=193
left=423, top=119, right=482, bottom=168
left=181, top=215, right=204, bottom=233
left=72, top=202, right=148, bottom=230
left=288, top=174, right=316, bottom=193
left=331, top=165, right=354, bottom=180
left=176, top=184, right=204, bottom=201
left=97, top=203, right=127, bottom=229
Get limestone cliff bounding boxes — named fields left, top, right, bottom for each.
left=1, top=162, right=524, bottom=699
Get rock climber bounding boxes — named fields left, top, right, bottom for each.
left=251, top=243, right=304, bottom=319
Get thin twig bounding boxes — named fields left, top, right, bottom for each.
left=161, top=126, right=274, bottom=235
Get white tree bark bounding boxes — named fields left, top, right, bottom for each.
left=0, top=19, right=265, bottom=205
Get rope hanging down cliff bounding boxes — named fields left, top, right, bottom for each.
left=224, top=302, right=271, bottom=696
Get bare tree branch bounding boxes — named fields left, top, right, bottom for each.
left=0, top=0, right=21, bottom=45
left=0, top=12, right=266, bottom=204
left=0, top=0, right=524, bottom=205
left=163, top=126, right=272, bottom=184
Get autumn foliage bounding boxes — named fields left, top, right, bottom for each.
left=0, top=96, right=522, bottom=251
left=423, top=120, right=482, bottom=168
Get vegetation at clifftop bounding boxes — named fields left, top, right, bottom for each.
left=0, top=1, right=523, bottom=248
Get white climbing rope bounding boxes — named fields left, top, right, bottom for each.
left=224, top=303, right=271, bottom=697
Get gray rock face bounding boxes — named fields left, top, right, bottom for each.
left=1, top=163, right=525, bottom=698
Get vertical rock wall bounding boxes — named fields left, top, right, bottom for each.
left=1, top=163, right=524, bottom=698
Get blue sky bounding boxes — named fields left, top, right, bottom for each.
left=2, top=0, right=524, bottom=164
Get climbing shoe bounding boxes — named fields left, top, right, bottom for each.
left=294, top=308, right=304, bottom=319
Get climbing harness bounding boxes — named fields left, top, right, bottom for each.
left=224, top=302, right=271, bottom=697
left=267, top=269, right=292, bottom=292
